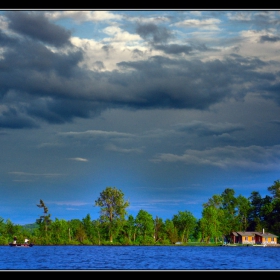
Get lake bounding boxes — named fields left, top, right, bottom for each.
left=1, top=245, right=280, bottom=271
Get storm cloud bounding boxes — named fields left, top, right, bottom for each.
left=0, top=10, right=279, bottom=225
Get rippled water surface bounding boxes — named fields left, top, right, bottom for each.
left=1, top=245, right=280, bottom=271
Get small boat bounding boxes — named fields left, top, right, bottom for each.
left=9, top=243, right=34, bottom=247
left=253, top=244, right=267, bottom=247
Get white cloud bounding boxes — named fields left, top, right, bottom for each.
left=70, top=35, right=147, bottom=71
left=46, top=11, right=123, bottom=23
left=127, top=15, right=171, bottom=24
left=59, top=130, right=135, bottom=139
left=105, top=143, right=143, bottom=154
left=52, top=201, right=89, bottom=206
left=151, top=145, right=280, bottom=171
left=173, top=18, right=221, bottom=30
left=0, top=15, right=8, bottom=30
left=8, top=172, right=65, bottom=177
left=102, top=26, right=142, bottom=43
left=68, top=157, right=88, bottom=162
left=226, top=12, right=252, bottom=21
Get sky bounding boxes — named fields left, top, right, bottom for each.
left=0, top=9, right=280, bottom=225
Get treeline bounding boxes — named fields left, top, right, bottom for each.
left=0, top=180, right=280, bottom=246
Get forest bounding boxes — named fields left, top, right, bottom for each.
left=0, top=179, right=280, bottom=246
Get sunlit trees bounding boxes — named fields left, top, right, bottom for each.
left=220, top=188, right=239, bottom=236
left=91, top=219, right=103, bottom=245
left=200, top=205, right=223, bottom=243
left=164, top=219, right=178, bottom=244
left=0, top=217, right=5, bottom=237
left=95, top=186, right=130, bottom=243
left=4, top=219, right=21, bottom=242
left=50, top=218, right=69, bottom=244
left=121, top=214, right=136, bottom=244
left=67, top=219, right=84, bottom=244
left=2, top=180, right=280, bottom=245
left=0, top=217, right=7, bottom=244
left=82, top=214, right=96, bottom=244
left=154, top=216, right=166, bottom=244
left=135, top=209, right=155, bottom=244
left=172, top=211, right=197, bottom=243
left=200, top=194, right=224, bottom=243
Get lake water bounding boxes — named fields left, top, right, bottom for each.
left=1, top=245, right=280, bottom=271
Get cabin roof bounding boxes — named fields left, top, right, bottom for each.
left=232, top=231, right=278, bottom=238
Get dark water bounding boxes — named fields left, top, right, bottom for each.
left=1, top=245, right=280, bottom=271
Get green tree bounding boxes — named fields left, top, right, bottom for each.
left=91, top=219, right=105, bottom=245
left=135, top=209, right=155, bottom=244
left=75, top=224, right=87, bottom=243
left=203, top=194, right=223, bottom=208
left=82, top=214, right=102, bottom=244
left=260, top=195, right=274, bottom=232
left=95, top=186, right=130, bottom=243
left=268, top=180, right=280, bottom=199
left=248, top=191, right=263, bottom=231
left=0, top=217, right=5, bottom=235
left=36, top=199, right=52, bottom=235
left=172, top=211, right=197, bottom=243
left=121, top=214, right=136, bottom=244
left=68, top=219, right=84, bottom=244
left=220, top=188, right=239, bottom=236
left=49, top=218, right=69, bottom=244
left=201, top=194, right=224, bottom=243
left=5, top=219, right=21, bottom=242
left=164, top=219, right=178, bottom=244
left=0, top=217, right=9, bottom=245
left=200, top=205, right=223, bottom=243
left=154, top=216, right=167, bottom=244
left=265, top=180, right=280, bottom=234
left=236, top=194, right=251, bottom=231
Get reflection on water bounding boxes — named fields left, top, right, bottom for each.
left=0, top=245, right=280, bottom=270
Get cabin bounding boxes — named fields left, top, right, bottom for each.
left=230, top=229, right=278, bottom=246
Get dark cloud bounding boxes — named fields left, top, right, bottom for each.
left=0, top=33, right=83, bottom=80
left=270, top=120, right=280, bottom=126
left=0, top=13, right=279, bottom=129
left=0, top=29, right=17, bottom=47
left=0, top=107, right=39, bottom=129
left=115, top=55, right=276, bottom=109
left=224, top=54, right=267, bottom=70
left=102, top=45, right=114, bottom=55
left=132, top=49, right=144, bottom=58
left=0, top=33, right=84, bottom=98
left=92, top=61, right=105, bottom=71
left=1, top=10, right=280, bottom=226
left=175, top=121, right=244, bottom=136
left=136, top=23, right=173, bottom=44
left=261, top=81, right=280, bottom=105
left=6, top=11, right=71, bottom=47
left=154, top=44, right=193, bottom=55
left=259, top=35, right=280, bottom=43
left=1, top=45, right=278, bottom=127
left=26, top=98, right=99, bottom=124
left=153, top=43, right=212, bottom=55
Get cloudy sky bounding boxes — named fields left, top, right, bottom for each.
left=0, top=9, right=280, bottom=225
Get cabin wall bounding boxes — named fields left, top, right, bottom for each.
left=241, top=236, right=255, bottom=245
